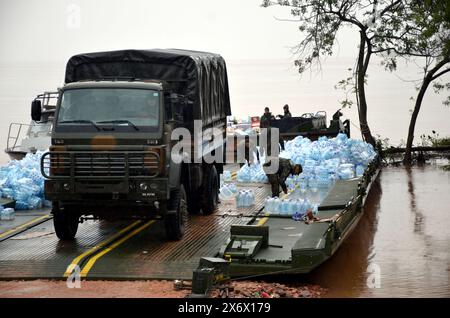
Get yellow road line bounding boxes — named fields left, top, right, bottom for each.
left=63, top=220, right=142, bottom=277
left=80, top=220, right=155, bottom=277
left=256, top=215, right=269, bottom=226
left=0, top=214, right=51, bottom=239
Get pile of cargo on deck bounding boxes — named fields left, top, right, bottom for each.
left=237, top=163, right=268, bottom=183
left=230, top=133, right=377, bottom=188
left=0, top=151, right=50, bottom=210
left=280, top=133, right=377, bottom=188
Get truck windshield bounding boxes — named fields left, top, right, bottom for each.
left=57, top=88, right=160, bottom=132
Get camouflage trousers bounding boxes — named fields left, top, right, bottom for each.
left=263, top=158, right=292, bottom=197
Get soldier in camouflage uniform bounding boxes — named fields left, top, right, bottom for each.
left=263, top=157, right=302, bottom=197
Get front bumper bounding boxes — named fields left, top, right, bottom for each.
left=44, top=178, right=169, bottom=204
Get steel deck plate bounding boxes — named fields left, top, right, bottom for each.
left=320, top=178, right=361, bottom=208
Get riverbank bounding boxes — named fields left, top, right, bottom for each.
left=0, top=280, right=326, bottom=298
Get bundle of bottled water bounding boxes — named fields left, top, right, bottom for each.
left=0, top=206, right=15, bottom=221
left=280, top=134, right=376, bottom=187
left=218, top=183, right=239, bottom=201
left=237, top=163, right=268, bottom=183
left=222, top=170, right=233, bottom=182
left=236, top=189, right=255, bottom=208
left=264, top=196, right=318, bottom=216
left=0, top=151, right=51, bottom=210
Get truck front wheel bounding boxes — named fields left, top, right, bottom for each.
left=165, top=185, right=188, bottom=241
left=53, top=202, right=79, bottom=240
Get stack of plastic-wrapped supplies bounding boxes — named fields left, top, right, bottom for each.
left=0, top=151, right=51, bottom=211
left=234, top=133, right=376, bottom=188
left=279, top=133, right=377, bottom=189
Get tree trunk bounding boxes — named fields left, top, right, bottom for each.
left=403, top=58, right=449, bottom=165
left=404, top=78, right=432, bottom=165
left=356, top=32, right=376, bottom=147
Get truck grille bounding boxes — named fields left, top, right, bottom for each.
left=41, top=151, right=161, bottom=179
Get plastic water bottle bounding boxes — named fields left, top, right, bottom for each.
left=236, top=191, right=241, bottom=207
left=242, top=190, right=249, bottom=207
left=15, top=201, right=29, bottom=210
left=249, top=190, right=255, bottom=206
left=288, top=200, right=296, bottom=215
left=220, top=174, right=224, bottom=187
left=265, top=197, right=272, bottom=213
left=223, top=170, right=232, bottom=182
left=282, top=199, right=290, bottom=215
left=1, top=208, right=15, bottom=221
left=229, top=183, right=238, bottom=195
left=219, top=184, right=233, bottom=201
left=310, top=178, right=318, bottom=193
left=356, top=165, right=365, bottom=177
left=273, top=197, right=281, bottom=214
left=312, top=204, right=319, bottom=215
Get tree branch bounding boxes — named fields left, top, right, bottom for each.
left=431, top=67, right=450, bottom=81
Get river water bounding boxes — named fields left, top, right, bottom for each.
left=1, top=58, right=450, bottom=165
left=307, top=160, right=450, bottom=297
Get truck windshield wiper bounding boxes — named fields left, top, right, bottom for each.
left=96, top=120, right=140, bottom=131
left=59, top=120, right=101, bottom=131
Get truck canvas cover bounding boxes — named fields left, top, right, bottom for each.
left=64, top=49, right=231, bottom=127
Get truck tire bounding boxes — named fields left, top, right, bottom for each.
left=165, top=185, right=188, bottom=241
left=201, top=165, right=219, bottom=215
left=53, top=202, right=79, bottom=240
left=185, top=182, right=201, bottom=215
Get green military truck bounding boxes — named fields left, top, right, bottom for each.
left=35, top=49, right=231, bottom=241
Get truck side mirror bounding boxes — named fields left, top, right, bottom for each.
left=31, top=99, right=42, bottom=121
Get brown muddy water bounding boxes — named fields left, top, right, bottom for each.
left=304, top=160, right=450, bottom=297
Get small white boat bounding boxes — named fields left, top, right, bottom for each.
left=5, top=92, right=57, bottom=160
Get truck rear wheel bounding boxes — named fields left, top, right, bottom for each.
left=201, top=165, right=219, bottom=215
left=53, top=203, right=79, bottom=240
left=165, top=185, right=188, bottom=241
left=185, top=183, right=201, bottom=215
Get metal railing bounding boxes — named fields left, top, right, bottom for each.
left=6, top=122, right=30, bottom=152
left=41, top=151, right=161, bottom=179
left=37, top=91, right=58, bottom=111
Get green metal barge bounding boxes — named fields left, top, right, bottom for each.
left=192, top=157, right=381, bottom=293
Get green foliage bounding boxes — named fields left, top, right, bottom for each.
left=261, top=1, right=408, bottom=74
left=432, top=81, right=450, bottom=106
left=375, top=134, right=398, bottom=162
left=334, top=68, right=356, bottom=108
left=418, top=131, right=450, bottom=147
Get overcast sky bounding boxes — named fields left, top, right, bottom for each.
left=0, top=0, right=359, bottom=64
